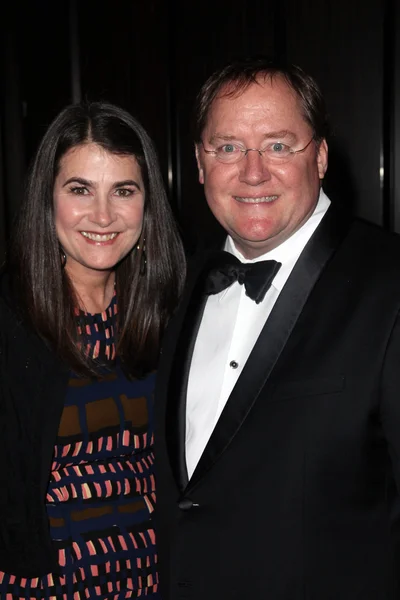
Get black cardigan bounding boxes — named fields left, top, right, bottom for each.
left=0, top=275, right=70, bottom=576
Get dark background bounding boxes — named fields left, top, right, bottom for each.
left=1, top=0, right=399, bottom=259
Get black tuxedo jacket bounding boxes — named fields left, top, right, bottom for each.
left=154, top=206, right=400, bottom=599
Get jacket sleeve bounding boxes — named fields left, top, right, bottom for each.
left=381, top=310, right=400, bottom=488
left=380, top=309, right=400, bottom=586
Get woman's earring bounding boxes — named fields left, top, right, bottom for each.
left=60, top=247, right=67, bottom=269
left=137, top=239, right=147, bottom=276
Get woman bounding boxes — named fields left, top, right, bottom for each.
left=0, top=101, right=185, bottom=599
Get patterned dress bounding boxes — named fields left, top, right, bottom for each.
left=0, top=295, right=160, bottom=599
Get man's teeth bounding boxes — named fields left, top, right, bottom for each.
left=234, top=195, right=278, bottom=203
left=81, top=232, right=118, bottom=241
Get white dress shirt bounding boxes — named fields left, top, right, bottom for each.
left=185, top=190, right=331, bottom=478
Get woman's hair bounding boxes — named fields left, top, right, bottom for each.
left=9, top=101, right=185, bottom=377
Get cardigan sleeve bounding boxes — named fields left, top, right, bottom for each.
left=0, top=304, right=7, bottom=509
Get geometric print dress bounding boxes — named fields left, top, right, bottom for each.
left=0, top=294, right=161, bottom=599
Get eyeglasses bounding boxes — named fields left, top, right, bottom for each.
left=200, top=137, right=315, bottom=165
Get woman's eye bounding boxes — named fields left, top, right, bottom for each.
left=70, top=186, right=89, bottom=195
left=115, top=188, right=133, bottom=197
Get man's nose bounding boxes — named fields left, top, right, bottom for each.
left=238, top=150, right=272, bottom=185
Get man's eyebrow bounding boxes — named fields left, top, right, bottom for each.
left=208, top=130, right=296, bottom=144
left=262, top=130, right=294, bottom=140
left=208, top=134, right=239, bottom=144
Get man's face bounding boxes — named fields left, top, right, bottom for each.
left=196, top=76, right=328, bottom=258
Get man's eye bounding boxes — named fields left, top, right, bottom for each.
left=220, top=144, right=238, bottom=154
left=270, top=142, right=288, bottom=153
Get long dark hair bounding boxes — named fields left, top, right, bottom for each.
left=9, top=101, right=185, bottom=377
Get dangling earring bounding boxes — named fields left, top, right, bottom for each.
left=60, top=247, right=67, bottom=269
left=136, top=238, right=147, bottom=276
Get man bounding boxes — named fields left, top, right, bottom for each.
left=154, top=57, right=400, bottom=599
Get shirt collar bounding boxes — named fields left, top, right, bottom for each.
left=224, top=189, right=331, bottom=292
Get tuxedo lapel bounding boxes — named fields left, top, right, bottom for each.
left=187, top=205, right=352, bottom=489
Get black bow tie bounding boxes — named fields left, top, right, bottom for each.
left=204, top=251, right=282, bottom=304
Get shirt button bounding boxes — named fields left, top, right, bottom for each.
left=229, top=360, right=239, bottom=369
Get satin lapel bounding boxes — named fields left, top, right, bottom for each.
left=165, top=254, right=215, bottom=491
left=187, top=205, right=352, bottom=489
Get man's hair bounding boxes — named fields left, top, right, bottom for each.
left=193, top=56, right=330, bottom=144
left=9, top=101, right=185, bottom=378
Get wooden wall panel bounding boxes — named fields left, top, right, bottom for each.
left=1, top=0, right=399, bottom=256
left=77, top=1, right=171, bottom=210
left=392, top=0, right=400, bottom=233
left=285, top=0, right=384, bottom=225
left=171, top=0, right=276, bottom=247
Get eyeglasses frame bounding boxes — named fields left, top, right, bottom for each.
left=200, top=136, right=316, bottom=164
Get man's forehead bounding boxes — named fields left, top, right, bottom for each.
left=203, top=76, right=304, bottom=131
left=215, top=74, right=294, bottom=103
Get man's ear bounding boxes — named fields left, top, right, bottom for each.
left=317, top=139, right=328, bottom=179
left=195, top=144, right=205, bottom=184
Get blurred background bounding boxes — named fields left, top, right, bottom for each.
left=1, top=0, right=399, bottom=259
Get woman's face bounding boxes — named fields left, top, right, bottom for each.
left=54, top=142, right=145, bottom=281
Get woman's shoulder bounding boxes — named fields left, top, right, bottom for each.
left=0, top=270, right=27, bottom=329
left=0, top=271, right=53, bottom=363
